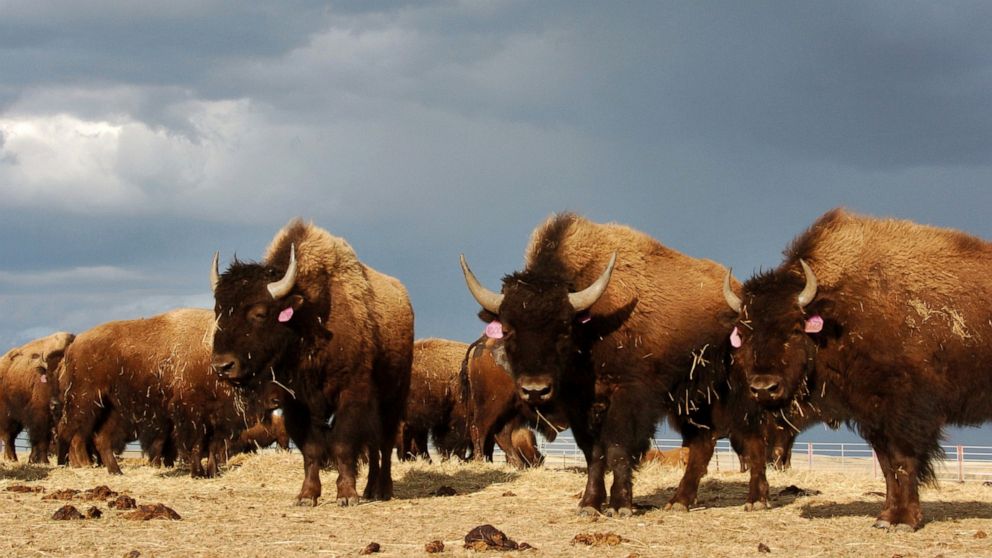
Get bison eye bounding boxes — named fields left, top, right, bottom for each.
left=248, top=305, right=269, bottom=323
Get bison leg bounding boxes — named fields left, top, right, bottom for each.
left=1, top=425, right=20, bottom=462
left=93, top=413, right=123, bottom=475
left=740, top=432, right=771, bottom=510
left=577, top=442, right=608, bottom=514
left=67, top=434, right=93, bottom=467
left=605, top=444, right=636, bottom=517
left=27, top=429, right=51, bottom=465
left=665, top=430, right=716, bottom=512
left=871, top=443, right=924, bottom=531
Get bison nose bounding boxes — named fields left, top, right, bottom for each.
left=211, top=355, right=241, bottom=381
left=518, top=379, right=554, bottom=405
left=749, top=375, right=785, bottom=402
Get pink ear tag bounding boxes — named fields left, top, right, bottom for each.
left=485, top=320, right=504, bottom=339
left=278, top=307, right=294, bottom=323
left=39, top=374, right=48, bottom=384
left=804, top=315, right=824, bottom=334
left=729, top=327, right=742, bottom=349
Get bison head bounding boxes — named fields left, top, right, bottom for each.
left=460, top=252, right=616, bottom=406
left=210, top=246, right=304, bottom=387
left=725, top=259, right=835, bottom=407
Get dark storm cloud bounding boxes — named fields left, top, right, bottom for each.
left=1, top=0, right=991, bottom=374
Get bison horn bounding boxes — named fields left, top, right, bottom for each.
left=797, top=259, right=818, bottom=308
left=460, top=254, right=504, bottom=314
left=723, top=270, right=742, bottom=313
left=210, top=252, right=221, bottom=294
left=267, top=244, right=297, bottom=299
left=567, top=252, right=617, bottom=313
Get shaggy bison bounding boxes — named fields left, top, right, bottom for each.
left=398, top=338, right=472, bottom=462
left=210, top=219, right=413, bottom=506
left=56, top=308, right=257, bottom=477
left=0, top=332, right=74, bottom=463
left=724, top=208, right=992, bottom=530
left=462, top=336, right=566, bottom=468
left=461, top=213, right=771, bottom=516
left=400, top=337, right=560, bottom=468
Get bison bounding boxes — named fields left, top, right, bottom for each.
left=399, top=337, right=561, bottom=468
left=0, top=332, right=74, bottom=463
left=723, top=207, right=992, bottom=531
left=56, top=308, right=259, bottom=477
left=461, top=213, right=772, bottom=516
left=462, top=336, right=567, bottom=468
left=210, top=219, right=413, bottom=506
left=398, top=338, right=472, bottom=462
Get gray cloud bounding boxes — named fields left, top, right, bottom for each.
left=1, top=0, right=991, bottom=361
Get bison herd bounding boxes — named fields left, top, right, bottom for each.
left=2, top=208, right=990, bottom=532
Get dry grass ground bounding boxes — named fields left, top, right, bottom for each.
left=1, top=451, right=990, bottom=557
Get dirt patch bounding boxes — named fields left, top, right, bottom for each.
left=82, top=485, right=118, bottom=500
left=108, top=494, right=137, bottom=509
left=464, top=524, right=533, bottom=551
left=121, top=503, right=181, bottom=520
left=42, top=488, right=80, bottom=500
left=5, top=484, right=44, bottom=493
left=571, top=532, right=624, bottom=546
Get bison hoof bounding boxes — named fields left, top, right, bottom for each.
left=892, top=523, right=916, bottom=533
left=577, top=506, right=600, bottom=517
left=744, top=500, right=770, bottom=511
left=295, top=497, right=318, bottom=507
left=663, top=502, right=689, bottom=513
left=337, top=495, right=361, bottom=507
left=605, top=507, right=634, bottom=518
left=872, top=519, right=891, bottom=530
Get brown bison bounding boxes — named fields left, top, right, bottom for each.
left=642, top=447, right=690, bottom=467
left=210, top=219, right=413, bottom=506
left=0, top=332, right=74, bottom=463
left=399, top=337, right=560, bottom=468
left=462, top=335, right=567, bottom=468
left=724, top=208, right=992, bottom=531
left=56, top=308, right=258, bottom=477
left=461, top=213, right=772, bottom=516
left=398, top=338, right=471, bottom=462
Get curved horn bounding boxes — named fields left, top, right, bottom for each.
left=797, top=259, right=818, bottom=309
left=723, top=270, right=742, bottom=313
left=568, top=252, right=617, bottom=313
left=267, top=244, right=297, bottom=300
left=210, top=252, right=220, bottom=294
left=460, top=254, right=503, bottom=314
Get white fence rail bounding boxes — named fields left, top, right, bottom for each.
left=529, top=436, right=992, bottom=483
left=8, top=434, right=991, bottom=483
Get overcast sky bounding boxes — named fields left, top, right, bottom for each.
left=2, top=2, right=991, bottom=441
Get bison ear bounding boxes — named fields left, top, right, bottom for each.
left=7, top=350, right=21, bottom=362
left=289, top=294, right=304, bottom=311
left=477, top=309, right=498, bottom=324
left=803, top=299, right=842, bottom=344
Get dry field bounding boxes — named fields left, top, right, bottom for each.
left=1, top=451, right=990, bottom=557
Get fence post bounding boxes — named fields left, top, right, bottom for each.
left=958, top=445, right=964, bottom=482
left=807, top=442, right=813, bottom=472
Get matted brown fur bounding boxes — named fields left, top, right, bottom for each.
left=470, top=213, right=771, bottom=515
left=463, top=336, right=563, bottom=468
left=399, top=338, right=471, bottom=461
left=0, top=332, right=74, bottom=463
left=56, top=309, right=256, bottom=478
left=213, top=219, right=414, bottom=505
left=734, top=207, right=992, bottom=530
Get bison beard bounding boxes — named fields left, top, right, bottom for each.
left=728, top=207, right=992, bottom=531
left=211, top=219, right=413, bottom=506
left=461, top=213, right=773, bottom=515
